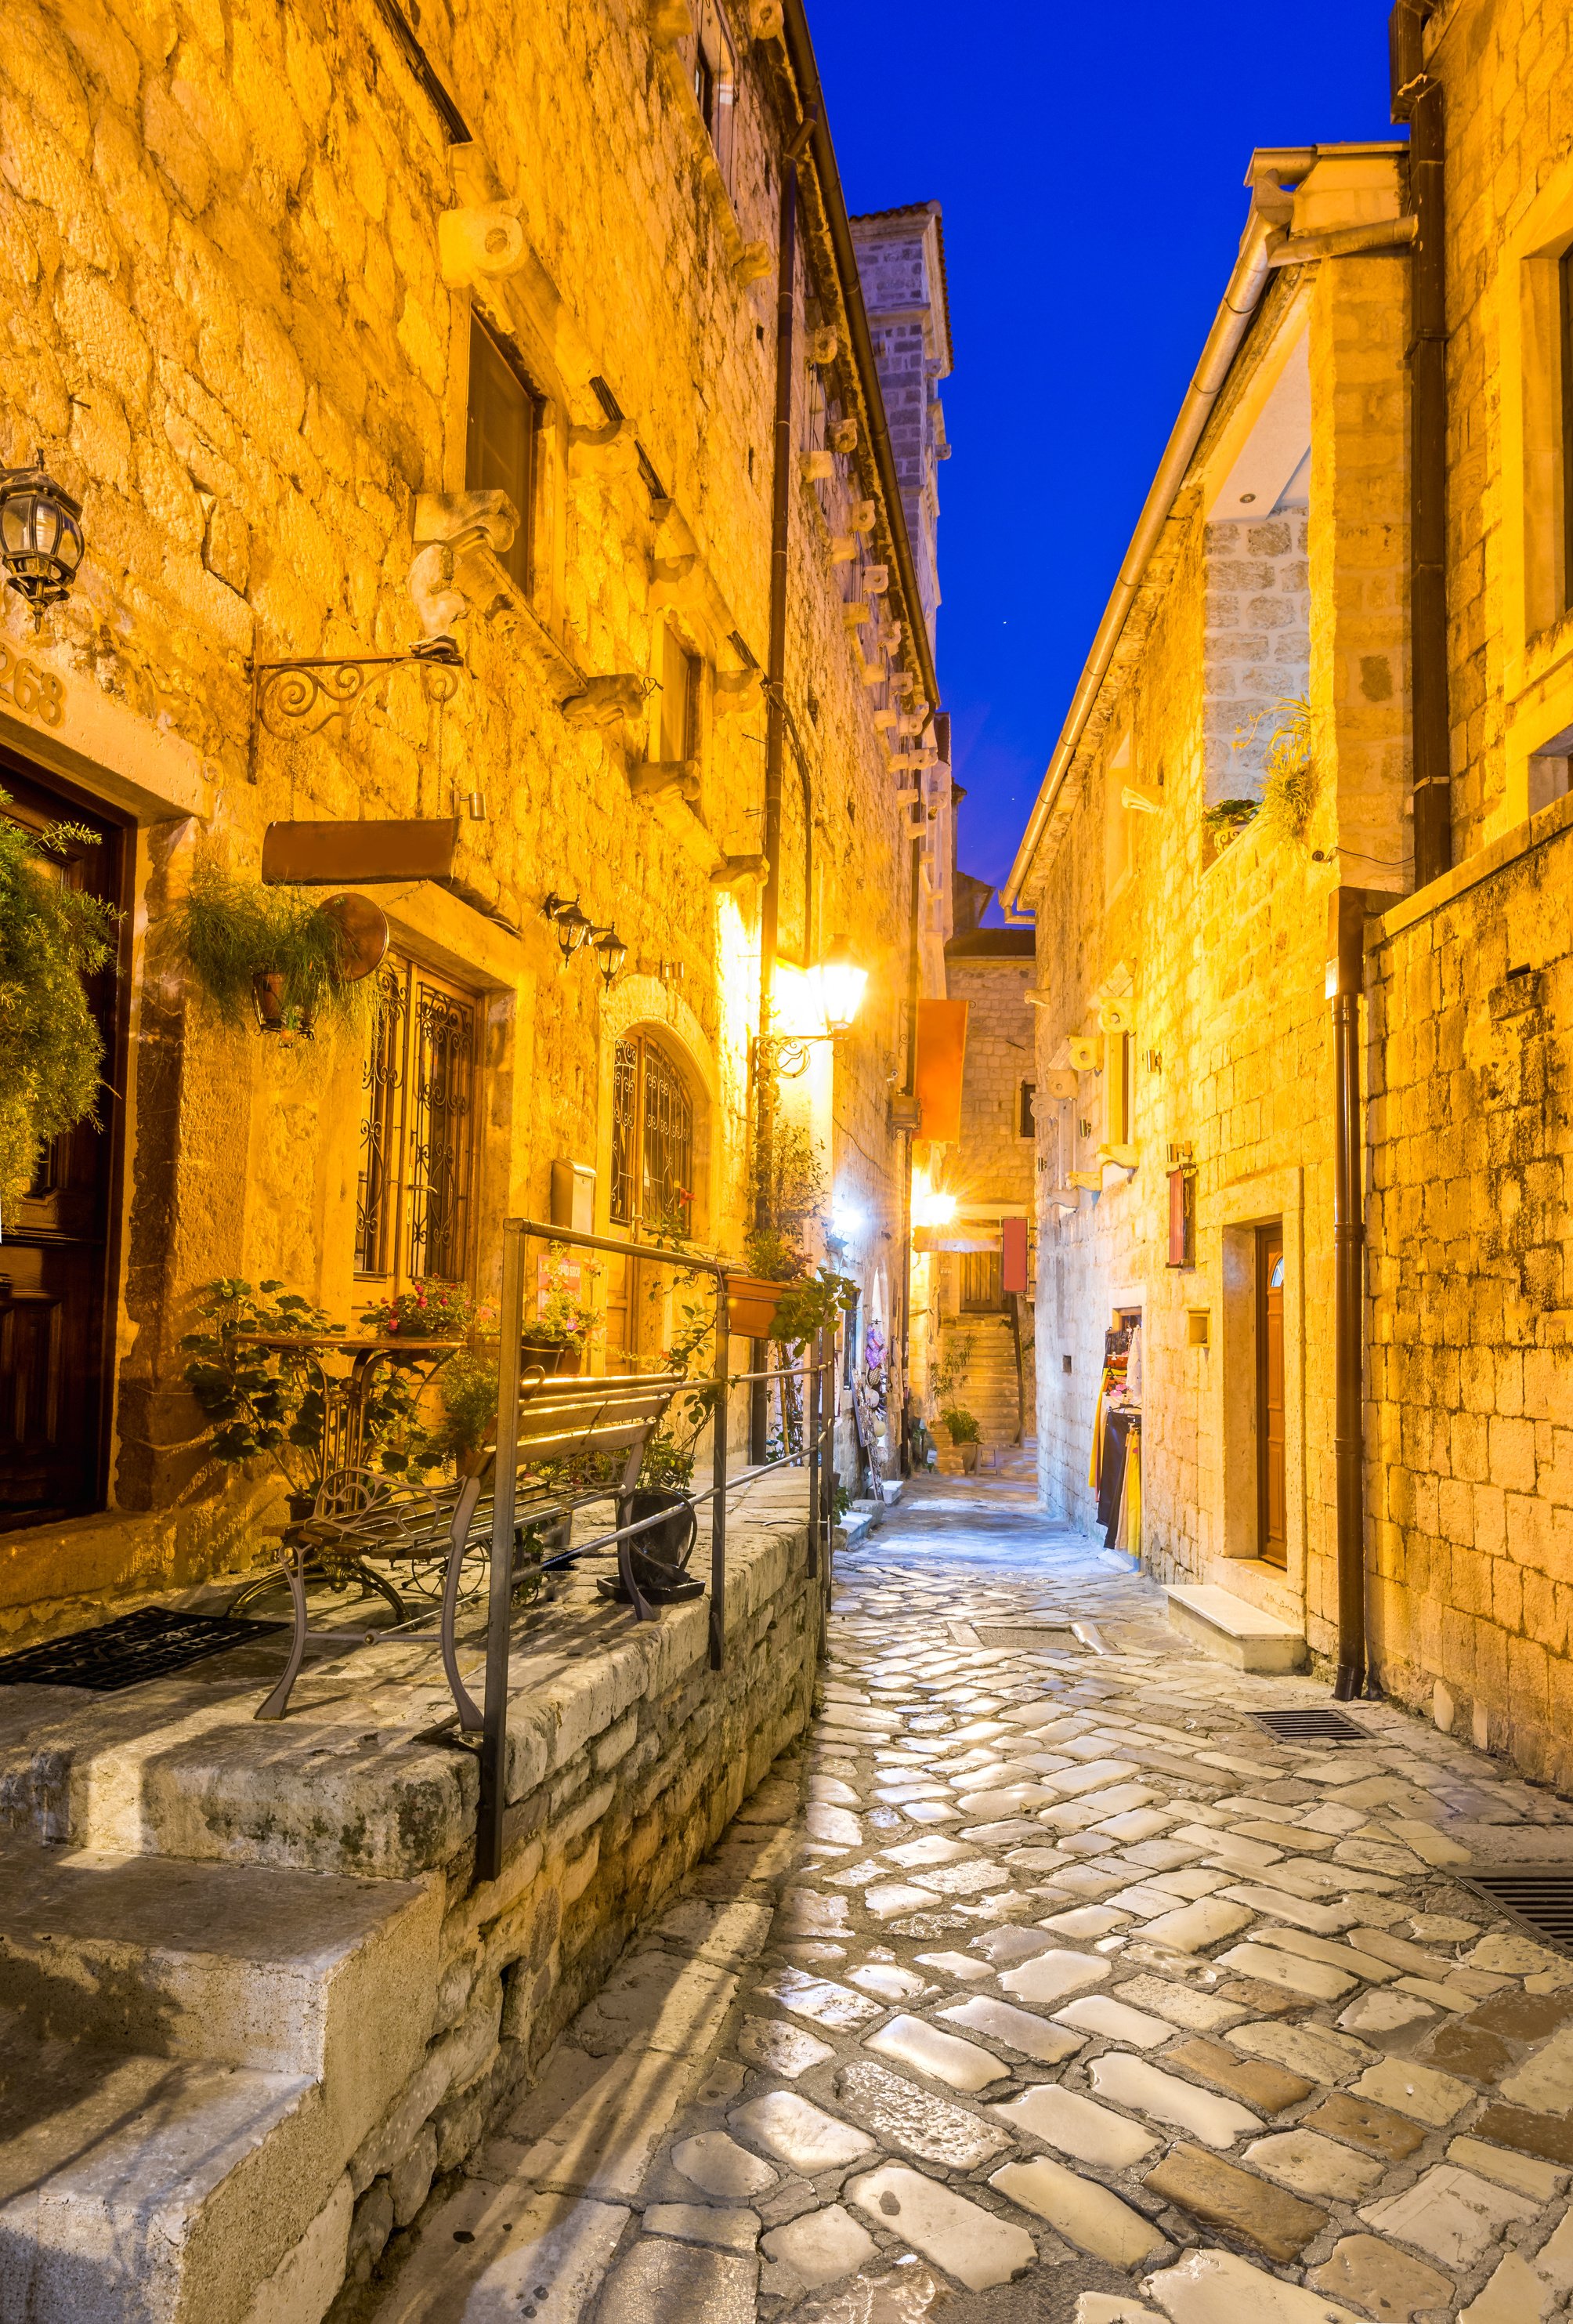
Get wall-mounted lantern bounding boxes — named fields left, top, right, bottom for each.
left=0, top=457, right=85, bottom=615
left=541, top=892, right=592, bottom=960
left=817, top=933, right=868, bottom=1035
left=591, top=925, right=627, bottom=986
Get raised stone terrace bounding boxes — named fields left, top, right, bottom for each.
left=0, top=1474, right=821, bottom=2324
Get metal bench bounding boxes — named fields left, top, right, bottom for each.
left=254, top=1370, right=685, bottom=1727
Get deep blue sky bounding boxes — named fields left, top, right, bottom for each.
left=811, top=1, right=1398, bottom=908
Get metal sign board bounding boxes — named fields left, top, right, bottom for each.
left=261, top=819, right=460, bottom=885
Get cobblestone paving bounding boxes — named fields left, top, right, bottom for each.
left=376, top=1475, right=1573, bottom=2323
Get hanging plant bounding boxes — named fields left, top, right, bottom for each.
left=0, top=785, right=118, bottom=1221
left=1257, top=696, right=1318, bottom=845
left=168, top=864, right=384, bottom=1039
left=1202, top=798, right=1260, bottom=853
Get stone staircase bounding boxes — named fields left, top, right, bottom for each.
left=0, top=1804, right=442, bottom=2324
left=931, top=1313, right=1024, bottom=1469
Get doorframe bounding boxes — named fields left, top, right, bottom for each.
left=1203, top=1164, right=1306, bottom=1598
left=0, top=740, right=135, bottom=1518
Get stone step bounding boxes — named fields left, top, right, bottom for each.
left=1165, top=1584, right=1307, bottom=1674
left=0, top=2007, right=352, bottom=2324
left=0, top=1837, right=440, bottom=2091
left=0, top=1837, right=443, bottom=2322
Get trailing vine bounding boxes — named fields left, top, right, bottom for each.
left=0, top=787, right=118, bottom=1221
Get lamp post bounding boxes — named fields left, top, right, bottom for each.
left=0, top=457, right=85, bottom=616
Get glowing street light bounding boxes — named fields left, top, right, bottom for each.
left=817, top=933, right=867, bottom=1034
left=913, top=1190, right=956, bottom=1228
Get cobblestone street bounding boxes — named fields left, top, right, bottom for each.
left=362, top=1474, right=1573, bottom=2323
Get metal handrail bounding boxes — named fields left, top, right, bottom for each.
left=475, top=1216, right=839, bottom=1884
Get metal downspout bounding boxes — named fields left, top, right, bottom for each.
left=752, top=116, right=812, bottom=1464
left=1392, top=0, right=1450, bottom=889
left=1329, top=891, right=1369, bottom=1699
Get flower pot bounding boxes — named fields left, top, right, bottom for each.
left=616, top=1486, right=698, bottom=1569
left=519, top=1336, right=579, bottom=1376
left=725, top=1272, right=788, bottom=1338
left=286, top=1489, right=318, bottom=1523
left=251, top=971, right=315, bottom=1037
left=960, top=1443, right=980, bottom=1474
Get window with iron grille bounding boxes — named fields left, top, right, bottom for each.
left=610, top=1033, right=695, bottom=1236
left=356, top=954, right=479, bottom=1292
left=465, top=311, right=542, bottom=596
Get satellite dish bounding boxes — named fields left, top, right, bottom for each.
left=320, top=892, right=390, bottom=983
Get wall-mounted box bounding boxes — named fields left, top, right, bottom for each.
left=1187, top=1307, right=1211, bottom=1348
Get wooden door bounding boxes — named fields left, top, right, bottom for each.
left=960, top=1251, right=1003, bottom=1312
left=1257, top=1225, right=1287, bottom=1566
left=0, top=766, right=126, bottom=1529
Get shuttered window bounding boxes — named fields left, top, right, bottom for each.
left=465, top=312, right=541, bottom=595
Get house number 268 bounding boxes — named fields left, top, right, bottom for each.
left=0, top=639, right=66, bottom=729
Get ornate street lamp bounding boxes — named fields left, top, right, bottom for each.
left=0, top=456, right=85, bottom=615
left=540, top=892, right=592, bottom=960
left=816, top=933, right=868, bottom=1035
left=591, top=925, right=627, bottom=986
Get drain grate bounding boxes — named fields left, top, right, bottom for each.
left=1249, top=1707, right=1369, bottom=1743
left=973, top=1625, right=1082, bottom=1652
left=1456, top=1868, right=1573, bottom=1957
left=0, top=1606, right=285, bottom=1693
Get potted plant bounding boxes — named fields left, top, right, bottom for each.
left=725, top=1124, right=852, bottom=1340
left=182, top=1278, right=343, bottom=1515
left=523, top=1243, right=597, bottom=1374
left=941, top=1404, right=982, bottom=1473
left=168, top=864, right=383, bottom=1040
left=0, top=786, right=118, bottom=1224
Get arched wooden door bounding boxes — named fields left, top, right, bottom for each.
left=604, top=1032, right=696, bottom=1368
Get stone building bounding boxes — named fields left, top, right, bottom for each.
left=1006, top=0, right=1573, bottom=1791
left=0, top=0, right=949, bottom=1639
left=912, top=868, right=1037, bottom=1465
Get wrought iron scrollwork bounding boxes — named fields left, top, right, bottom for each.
left=251, top=635, right=463, bottom=737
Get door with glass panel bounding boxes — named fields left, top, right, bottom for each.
left=604, top=1033, right=695, bottom=1369
left=356, top=955, right=479, bottom=1298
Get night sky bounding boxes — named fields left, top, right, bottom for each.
left=809, top=1, right=1400, bottom=914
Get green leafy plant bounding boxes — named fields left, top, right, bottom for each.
left=182, top=1279, right=342, bottom=1493
left=418, top=1345, right=500, bottom=1469
left=930, top=1331, right=973, bottom=1406
left=1257, top=696, right=1318, bottom=845
left=744, top=1118, right=828, bottom=1280
left=940, top=1404, right=981, bottom=1445
left=770, top=1265, right=859, bottom=1351
left=530, top=1243, right=598, bottom=1345
left=640, top=1430, right=697, bottom=1490
left=169, top=863, right=371, bottom=1037
left=1202, top=798, right=1260, bottom=852
left=360, top=1280, right=476, bottom=1339
left=0, top=787, right=118, bottom=1216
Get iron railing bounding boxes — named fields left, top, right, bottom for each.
left=475, top=1217, right=837, bottom=1881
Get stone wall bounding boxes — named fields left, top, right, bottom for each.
left=0, top=1487, right=822, bottom=2319
left=1202, top=514, right=1311, bottom=805
left=1366, top=798, right=1573, bottom=1787
left=942, top=943, right=1036, bottom=1215
left=0, top=0, right=938, bottom=1636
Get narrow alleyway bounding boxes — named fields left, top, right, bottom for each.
left=355, top=1475, right=1573, bottom=2324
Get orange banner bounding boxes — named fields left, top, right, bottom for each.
left=914, top=999, right=968, bottom=1142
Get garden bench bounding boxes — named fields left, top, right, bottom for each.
left=254, top=1370, right=685, bottom=1727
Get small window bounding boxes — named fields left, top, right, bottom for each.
left=1018, top=1081, right=1036, bottom=1138
left=660, top=625, right=701, bottom=765
left=465, top=311, right=541, bottom=595
left=691, top=2, right=736, bottom=184
left=356, top=954, right=480, bottom=1294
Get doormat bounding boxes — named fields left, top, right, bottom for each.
left=0, top=1606, right=285, bottom=1693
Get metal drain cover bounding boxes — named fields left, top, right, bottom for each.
left=1457, top=1868, right=1573, bottom=1956
left=973, top=1625, right=1083, bottom=1651
left=1250, top=1707, right=1369, bottom=1743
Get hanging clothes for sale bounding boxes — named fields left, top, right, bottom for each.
left=1116, top=1419, right=1142, bottom=1557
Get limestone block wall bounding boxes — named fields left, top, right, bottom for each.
left=0, top=0, right=931, bottom=1633
left=1366, top=799, right=1573, bottom=1790
left=1202, top=515, right=1311, bottom=804
left=943, top=952, right=1036, bottom=1209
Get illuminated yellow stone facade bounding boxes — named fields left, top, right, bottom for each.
left=0, top=0, right=946, bottom=1634
left=1016, top=0, right=1573, bottom=1790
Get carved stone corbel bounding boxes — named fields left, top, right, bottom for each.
left=408, top=491, right=519, bottom=636
left=829, top=418, right=858, bottom=454
left=629, top=759, right=700, bottom=804
left=829, top=534, right=859, bottom=564
left=559, top=674, right=649, bottom=729
left=710, top=852, right=768, bottom=889
left=437, top=205, right=526, bottom=287
left=567, top=415, right=641, bottom=479
left=714, top=668, right=763, bottom=718
left=749, top=0, right=784, bottom=37
left=735, top=239, right=773, bottom=287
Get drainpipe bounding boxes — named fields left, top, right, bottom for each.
left=1329, top=889, right=1369, bottom=1699
left=752, top=113, right=814, bottom=1462
left=1392, top=0, right=1450, bottom=887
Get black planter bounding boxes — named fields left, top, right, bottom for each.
left=616, top=1486, right=697, bottom=1570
